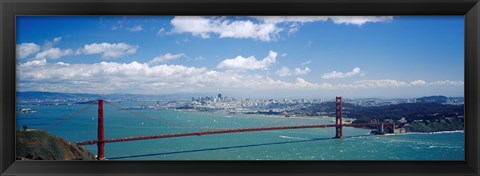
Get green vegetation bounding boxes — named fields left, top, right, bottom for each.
left=288, top=101, right=464, bottom=133
left=404, top=118, right=464, bottom=132
left=350, top=103, right=463, bottom=121
left=416, top=96, right=448, bottom=104
left=16, top=130, right=95, bottom=160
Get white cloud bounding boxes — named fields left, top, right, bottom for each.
left=17, top=43, right=41, bottom=59
left=430, top=80, right=464, bottom=86
left=254, top=16, right=330, bottom=24
left=194, top=56, right=206, bottom=61
left=21, top=59, right=46, bottom=67
left=16, top=59, right=463, bottom=95
left=18, top=41, right=138, bottom=60
left=255, top=16, right=393, bottom=26
left=294, top=77, right=322, bottom=89
left=294, top=67, right=311, bottom=75
left=347, top=79, right=409, bottom=88
left=111, top=26, right=121, bottom=30
left=127, top=25, right=143, bottom=32
left=156, top=28, right=166, bottom=36
left=169, top=16, right=393, bottom=42
left=329, top=16, right=394, bottom=26
left=53, top=37, right=62, bottom=43
left=276, top=66, right=311, bottom=77
left=148, top=53, right=186, bottom=65
left=43, top=37, right=63, bottom=50
left=55, top=62, right=70, bottom=66
left=170, top=16, right=282, bottom=41
left=77, top=42, right=138, bottom=59
left=281, top=53, right=287, bottom=57
left=301, top=60, right=311, bottom=66
left=305, top=40, right=312, bottom=48
left=217, top=50, right=278, bottom=70
left=322, top=67, right=363, bottom=79
left=410, top=80, right=427, bottom=86
left=275, top=66, right=291, bottom=77
left=34, top=48, right=73, bottom=60
left=17, top=37, right=73, bottom=60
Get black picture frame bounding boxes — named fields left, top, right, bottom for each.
left=1, top=0, right=479, bottom=175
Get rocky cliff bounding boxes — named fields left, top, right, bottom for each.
left=16, top=130, right=95, bottom=160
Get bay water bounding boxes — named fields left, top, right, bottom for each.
left=16, top=102, right=464, bottom=160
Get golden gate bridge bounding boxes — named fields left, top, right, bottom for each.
left=44, top=97, right=395, bottom=160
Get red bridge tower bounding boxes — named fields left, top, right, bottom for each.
left=335, top=96, right=343, bottom=139
left=97, top=99, right=105, bottom=160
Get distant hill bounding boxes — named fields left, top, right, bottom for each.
left=416, top=96, right=448, bottom=104
left=351, top=103, right=464, bottom=121
left=16, top=91, right=103, bottom=101
left=16, top=130, right=95, bottom=160
left=16, top=91, right=205, bottom=102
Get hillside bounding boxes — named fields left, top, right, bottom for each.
left=16, top=130, right=95, bottom=160
left=351, top=103, right=464, bottom=121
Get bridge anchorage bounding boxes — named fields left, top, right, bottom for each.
left=74, top=96, right=394, bottom=160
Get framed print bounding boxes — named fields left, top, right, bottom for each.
left=1, top=0, right=479, bottom=176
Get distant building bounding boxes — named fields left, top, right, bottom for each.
left=218, top=93, right=222, bottom=100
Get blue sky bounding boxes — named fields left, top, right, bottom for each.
left=16, top=16, right=464, bottom=98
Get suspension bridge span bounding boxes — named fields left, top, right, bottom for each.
left=45, top=97, right=394, bottom=160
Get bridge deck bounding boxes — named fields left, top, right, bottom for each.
left=76, top=123, right=392, bottom=145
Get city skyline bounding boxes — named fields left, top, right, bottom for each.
left=16, top=16, right=464, bottom=98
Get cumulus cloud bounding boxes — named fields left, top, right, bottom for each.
left=34, top=48, right=74, bottom=60
left=156, top=28, right=166, bottom=36
left=42, top=37, right=63, bottom=50
left=301, top=60, right=311, bottom=66
left=53, top=37, right=62, bottom=43
left=430, top=80, right=464, bottom=86
left=322, top=67, right=363, bottom=79
left=17, top=37, right=72, bottom=60
left=255, top=16, right=393, bottom=26
left=217, top=50, right=278, bottom=70
left=254, top=16, right=328, bottom=24
left=170, top=16, right=282, bottom=41
left=17, top=61, right=289, bottom=93
left=275, top=66, right=292, bottom=77
left=77, top=42, right=138, bottom=59
left=55, top=62, right=70, bottom=66
left=21, top=59, right=47, bottom=67
left=18, top=41, right=138, bottom=60
left=127, top=25, right=143, bottom=32
left=347, top=79, right=409, bottom=88
left=294, top=67, right=311, bottom=75
left=329, top=16, right=394, bottom=26
left=17, top=43, right=41, bottom=59
left=169, top=16, right=393, bottom=41
left=16, top=59, right=463, bottom=95
left=148, top=53, right=186, bottom=65
left=268, top=78, right=463, bottom=90
left=276, top=66, right=311, bottom=77
left=410, top=80, right=427, bottom=86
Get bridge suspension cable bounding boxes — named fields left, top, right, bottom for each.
left=45, top=103, right=96, bottom=131
left=76, top=123, right=393, bottom=146
left=270, top=117, right=301, bottom=126
left=104, top=101, right=222, bottom=130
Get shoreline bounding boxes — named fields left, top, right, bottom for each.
left=385, top=130, right=464, bottom=135
left=174, top=108, right=356, bottom=123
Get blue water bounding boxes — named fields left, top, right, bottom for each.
left=16, top=102, right=464, bottom=160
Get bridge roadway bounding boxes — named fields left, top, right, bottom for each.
left=76, top=123, right=390, bottom=145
